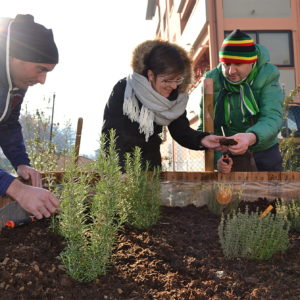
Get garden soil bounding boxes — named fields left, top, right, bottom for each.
left=0, top=201, right=299, bottom=300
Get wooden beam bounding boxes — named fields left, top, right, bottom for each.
left=75, top=117, right=83, bottom=164
left=203, top=78, right=214, bottom=171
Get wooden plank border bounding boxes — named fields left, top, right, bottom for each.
left=40, top=171, right=300, bottom=183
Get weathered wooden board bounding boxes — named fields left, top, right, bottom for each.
left=1, top=171, right=299, bottom=231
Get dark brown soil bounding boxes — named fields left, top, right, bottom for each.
left=0, top=203, right=299, bottom=300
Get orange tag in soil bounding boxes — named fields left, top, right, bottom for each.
left=260, top=205, right=273, bottom=218
left=216, top=189, right=232, bottom=205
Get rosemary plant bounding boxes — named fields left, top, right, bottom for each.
left=58, top=130, right=125, bottom=282
left=94, top=130, right=128, bottom=227
left=218, top=206, right=290, bottom=260
left=57, top=150, right=92, bottom=280
left=124, top=147, right=161, bottom=229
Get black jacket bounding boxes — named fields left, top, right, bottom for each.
left=102, top=78, right=209, bottom=171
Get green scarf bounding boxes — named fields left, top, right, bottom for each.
left=214, top=63, right=259, bottom=128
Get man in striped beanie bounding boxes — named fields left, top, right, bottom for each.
left=198, top=29, right=284, bottom=172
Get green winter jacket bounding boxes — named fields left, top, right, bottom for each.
left=198, top=44, right=284, bottom=161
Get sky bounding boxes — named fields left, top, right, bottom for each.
left=2, top=0, right=157, bottom=156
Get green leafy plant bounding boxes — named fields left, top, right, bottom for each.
left=58, top=131, right=125, bottom=282
left=57, top=150, right=93, bottom=281
left=280, top=85, right=300, bottom=170
left=94, top=130, right=128, bottom=227
left=57, top=129, right=161, bottom=282
left=206, top=183, right=242, bottom=216
left=21, top=108, right=75, bottom=190
left=276, top=199, right=300, bottom=233
left=124, top=147, right=161, bottom=229
left=218, top=206, right=290, bottom=260
left=279, top=136, right=300, bottom=171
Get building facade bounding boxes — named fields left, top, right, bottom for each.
left=146, top=0, right=300, bottom=171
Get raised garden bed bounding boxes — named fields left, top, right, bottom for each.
left=0, top=171, right=300, bottom=299
left=0, top=203, right=299, bottom=299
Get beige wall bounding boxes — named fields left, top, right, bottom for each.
left=223, top=0, right=291, bottom=18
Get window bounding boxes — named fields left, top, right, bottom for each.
left=259, top=32, right=292, bottom=66
left=225, top=30, right=293, bottom=67
left=223, top=0, right=291, bottom=18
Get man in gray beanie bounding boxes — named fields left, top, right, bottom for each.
left=0, top=14, right=59, bottom=220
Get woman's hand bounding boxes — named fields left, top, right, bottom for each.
left=201, top=135, right=225, bottom=151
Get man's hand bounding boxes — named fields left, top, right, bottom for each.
left=227, top=133, right=256, bottom=155
left=200, top=135, right=224, bottom=150
left=217, top=156, right=233, bottom=174
left=17, top=165, right=42, bottom=187
left=6, top=179, right=60, bottom=219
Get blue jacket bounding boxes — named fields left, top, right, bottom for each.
left=0, top=17, right=30, bottom=195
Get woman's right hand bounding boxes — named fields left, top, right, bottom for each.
left=200, top=135, right=225, bottom=150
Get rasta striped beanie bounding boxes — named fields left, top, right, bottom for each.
left=219, top=29, right=258, bottom=64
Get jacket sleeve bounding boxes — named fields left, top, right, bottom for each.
left=102, top=79, right=126, bottom=131
left=101, top=79, right=129, bottom=170
left=168, top=111, right=210, bottom=150
left=0, top=102, right=30, bottom=170
left=246, top=66, right=284, bottom=150
left=0, top=169, right=15, bottom=195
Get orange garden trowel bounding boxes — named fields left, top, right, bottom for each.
left=222, top=152, right=230, bottom=164
left=260, top=205, right=274, bottom=218
left=5, top=216, right=36, bottom=228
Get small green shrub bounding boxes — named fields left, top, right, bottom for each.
left=279, top=136, right=300, bottom=171
left=218, top=206, right=290, bottom=260
left=124, top=147, right=161, bottom=229
left=277, top=199, right=300, bottom=233
left=280, top=85, right=300, bottom=170
left=57, top=129, right=161, bottom=282
left=58, top=151, right=93, bottom=281
left=58, top=131, right=124, bottom=282
left=93, top=130, right=127, bottom=228
left=207, top=183, right=242, bottom=216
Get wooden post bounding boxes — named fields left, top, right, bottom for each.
left=203, top=78, right=214, bottom=171
left=75, top=117, right=83, bottom=165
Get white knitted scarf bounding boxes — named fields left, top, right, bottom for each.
left=123, top=72, right=189, bottom=142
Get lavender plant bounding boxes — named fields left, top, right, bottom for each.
left=218, top=206, right=290, bottom=260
